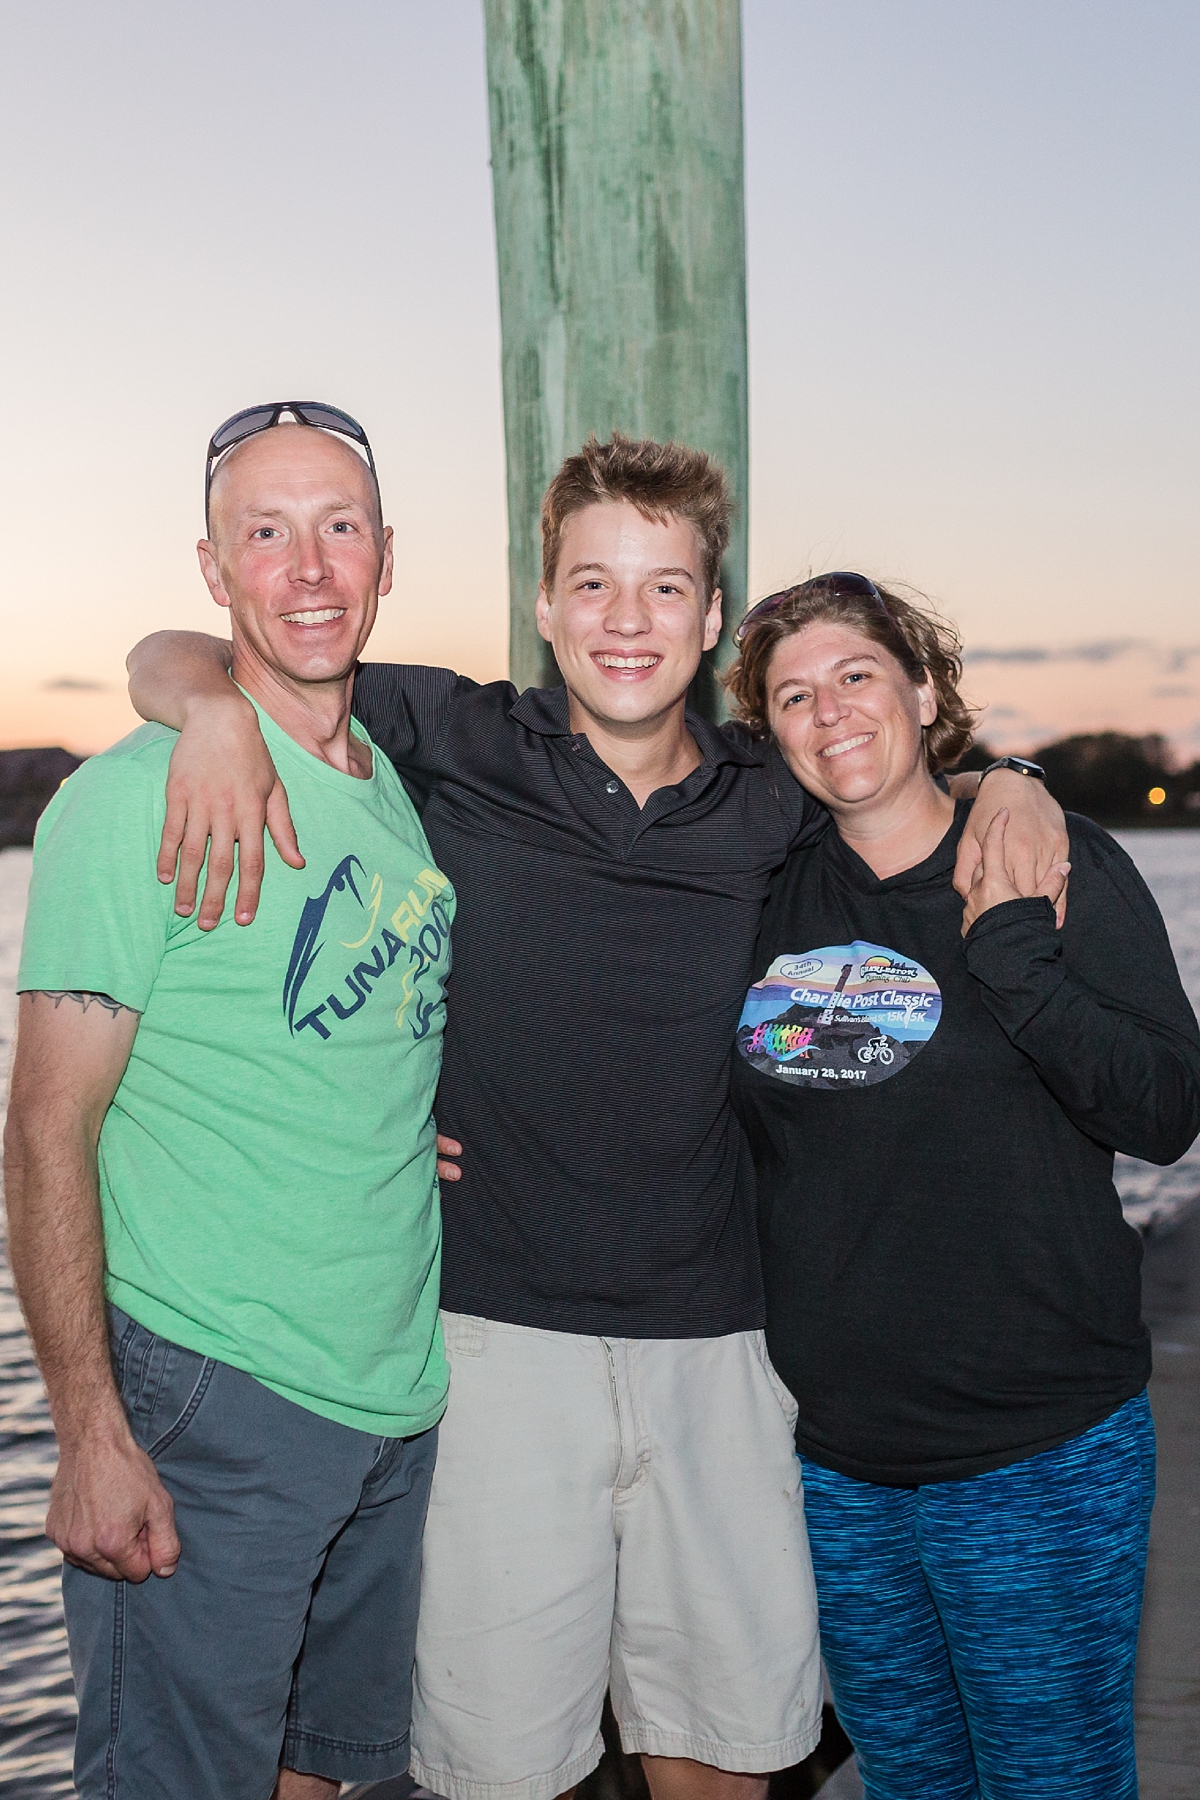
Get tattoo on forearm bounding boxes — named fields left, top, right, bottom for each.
left=30, top=991, right=140, bottom=1018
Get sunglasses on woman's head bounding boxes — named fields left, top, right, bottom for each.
left=204, top=401, right=378, bottom=534
left=733, top=572, right=886, bottom=646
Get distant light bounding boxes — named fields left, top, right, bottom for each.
left=1148, top=787, right=1167, bottom=806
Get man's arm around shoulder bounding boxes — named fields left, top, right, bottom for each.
left=949, top=767, right=1070, bottom=919
left=127, top=631, right=305, bottom=931
left=3, top=991, right=180, bottom=1583
left=127, top=631, right=469, bottom=929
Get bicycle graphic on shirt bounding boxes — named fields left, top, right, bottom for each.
left=857, top=1034, right=895, bottom=1067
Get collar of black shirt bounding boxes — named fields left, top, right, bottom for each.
left=508, top=683, right=766, bottom=771
left=824, top=797, right=972, bottom=893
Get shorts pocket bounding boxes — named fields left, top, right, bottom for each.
left=751, top=1331, right=801, bottom=1433
left=109, top=1306, right=216, bottom=1459
left=127, top=1327, right=172, bottom=1417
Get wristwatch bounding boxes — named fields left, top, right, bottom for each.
left=979, top=756, right=1046, bottom=786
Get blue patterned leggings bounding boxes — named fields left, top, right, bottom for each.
left=800, top=1392, right=1156, bottom=1800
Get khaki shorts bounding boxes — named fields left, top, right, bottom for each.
left=410, top=1315, right=822, bottom=1800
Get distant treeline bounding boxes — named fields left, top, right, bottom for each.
left=0, top=748, right=85, bottom=851
left=955, top=733, right=1200, bottom=829
left=2, top=731, right=1198, bottom=851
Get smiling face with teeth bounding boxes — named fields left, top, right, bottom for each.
left=767, top=620, right=944, bottom=824
left=534, top=499, right=722, bottom=736
left=198, top=423, right=393, bottom=700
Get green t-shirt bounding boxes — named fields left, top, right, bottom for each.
left=18, top=706, right=453, bottom=1437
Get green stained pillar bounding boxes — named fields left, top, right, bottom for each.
left=483, top=0, right=748, bottom=715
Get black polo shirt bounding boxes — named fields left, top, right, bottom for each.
left=352, top=665, right=827, bottom=1337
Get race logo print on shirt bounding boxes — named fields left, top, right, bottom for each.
left=736, top=941, right=941, bottom=1089
left=283, top=854, right=452, bottom=1044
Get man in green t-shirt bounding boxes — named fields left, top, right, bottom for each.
left=3, top=406, right=453, bottom=1800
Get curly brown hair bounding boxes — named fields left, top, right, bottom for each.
left=722, top=577, right=979, bottom=773
left=541, top=433, right=733, bottom=598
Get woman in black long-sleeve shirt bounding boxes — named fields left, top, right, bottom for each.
left=724, top=574, right=1200, bottom=1800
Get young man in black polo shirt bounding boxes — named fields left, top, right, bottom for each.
left=128, top=428, right=1065, bottom=1800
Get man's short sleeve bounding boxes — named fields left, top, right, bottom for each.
left=17, top=730, right=179, bottom=1012
left=352, top=664, right=479, bottom=774
left=764, top=742, right=830, bottom=850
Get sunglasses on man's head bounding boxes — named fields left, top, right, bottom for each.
left=733, top=572, right=886, bottom=646
left=204, top=401, right=378, bottom=534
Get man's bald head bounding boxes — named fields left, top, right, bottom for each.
left=206, top=422, right=384, bottom=549
left=196, top=418, right=394, bottom=698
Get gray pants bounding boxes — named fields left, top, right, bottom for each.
left=65, top=1307, right=437, bottom=1800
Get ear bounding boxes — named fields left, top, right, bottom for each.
left=197, top=540, right=232, bottom=612
left=378, top=524, right=395, bottom=598
left=535, top=580, right=554, bottom=645
left=703, top=586, right=723, bottom=654
left=916, top=669, right=939, bottom=728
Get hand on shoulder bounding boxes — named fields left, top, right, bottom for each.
left=160, top=691, right=304, bottom=931
left=961, top=808, right=1071, bottom=936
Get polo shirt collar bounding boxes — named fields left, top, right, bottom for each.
left=509, top=684, right=575, bottom=737
left=688, top=712, right=765, bottom=770
left=509, top=684, right=766, bottom=770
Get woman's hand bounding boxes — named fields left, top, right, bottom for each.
left=158, top=692, right=304, bottom=930
left=961, top=808, right=1071, bottom=936
left=953, top=768, right=1069, bottom=909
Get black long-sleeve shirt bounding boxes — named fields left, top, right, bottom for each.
left=730, top=802, right=1200, bottom=1485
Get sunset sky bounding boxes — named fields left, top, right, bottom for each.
left=2, top=1, right=1197, bottom=758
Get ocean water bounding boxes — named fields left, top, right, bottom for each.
left=1111, top=833, right=1200, bottom=1233
left=0, top=851, right=74, bottom=1797
left=2, top=832, right=1199, bottom=1795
